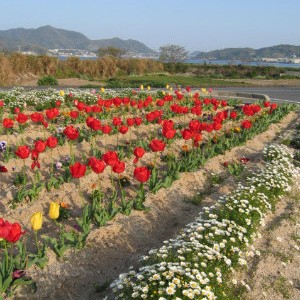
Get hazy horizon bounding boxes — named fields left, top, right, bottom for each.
left=0, top=0, right=299, bottom=52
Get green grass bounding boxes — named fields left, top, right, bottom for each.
left=273, top=275, right=292, bottom=299
left=104, top=74, right=253, bottom=88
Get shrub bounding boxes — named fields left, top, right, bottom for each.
left=37, top=75, right=58, bottom=86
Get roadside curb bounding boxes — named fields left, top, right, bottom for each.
left=211, top=90, right=270, bottom=102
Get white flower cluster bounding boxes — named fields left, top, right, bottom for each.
left=0, top=88, right=100, bottom=108
left=111, top=144, right=298, bottom=299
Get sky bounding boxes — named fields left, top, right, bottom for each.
left=0, top=0, right=299, bottom=52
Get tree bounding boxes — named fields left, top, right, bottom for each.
left=159, top=44, right=188, bottom=63
left=98, top=47, right=125, bottom=58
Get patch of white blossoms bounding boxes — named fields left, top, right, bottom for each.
left=111, top=144, right=299, bottom=299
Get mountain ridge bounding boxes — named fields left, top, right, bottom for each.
left=190, top=44, right=300, bottom=60
left=0, top=25, right=156, bottom=54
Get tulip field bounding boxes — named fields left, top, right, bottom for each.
left=0, top=86, right=299, bottom=299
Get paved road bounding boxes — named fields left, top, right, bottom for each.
left=215, top=87, right=300, bottom=103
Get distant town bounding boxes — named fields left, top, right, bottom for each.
left=19, top=48, right=300, bottom=64
left=45, top=49, right=159, bottom=59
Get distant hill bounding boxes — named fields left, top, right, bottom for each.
left=0, top=25, right=156, bottom=54
left=191, top=45, right=300, bottom=61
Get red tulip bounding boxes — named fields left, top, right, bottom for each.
left=133, top=147, right=145, bottom=164
left=112, top=116, right=122, bottom=127
left=34, top=140, right=47, bottom=153
left=102, top=151, right=119, bottom=166
left=70, top=162, right=86, bottom=178
left=0, top=165, right=8, bottom=173
left=118, top=125, right=128, bottom=134
left=88, top=157, right=106, bottom=174
left=126, top=118, right=135, bottom=127
left=194, top=133, right=202, bottom=142
left=263, top=101, right=270, bottom=107
left=230, top=111, right=238, bottom=119
left=63, top=125, right=79, bottom=140
left=213, top=122, right=222, bottom=131
left=85, top=106, right=92, bottom=114
left=76, top=102, right=85, bottom=111
left=14, top=107, right=20, bottom=114
left=86, top=116, right=95, bottom=128
left=134, top=166, right=151, bottom=183
left=149, top=139, right=165, bottom=152
left=55, top=100, right=61, bottom=107
left=162, top=128, right=176, bottom=139
left=15, top=145, right=31, bottom=159
left=0, top=100, right=4, bottom=107
left=91, top=105, right=102, bottom=113
left=46, top=108, right=59, bottom=120
left=2, top=118, right=14, bottom=128
left=112, top=160, right=125, bottom=174
left=46, top=136, right=58, bottom=148
left=162, top=120, right=174, bottom=130
left=241, top=120, right=252, bottom=129
left=101, top=125, right=112, bottom=135
left=90, top=119, right=102, bottom=131
left=189, top=120, right=200, bottom=132
left=181, top=129, right=194, bottom=140
left=15, top=113, right=28, bottom=124
left=0, top=219, right=25, bottom=243
left=221, top=100, right=227, bottom=107
left=31, top=150, right=38, bottom=160
left=30, top=112, right=44, bottom=123
left=205, top=124, right=214, bottom=132
left=134, top=117, right=143, bottom=126
left=70, top=111, right=79, bottom=119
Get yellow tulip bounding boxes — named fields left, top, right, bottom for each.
left=166, top=84, right=169, bottom=90
left=59, top=90, right=65, bottom=97
left=147, top=86, right=151, bottom=91
left=162, top=91, right=166, bottom=95
left=49, top=202, right=60, bottom=220
left=100, top=87, right=105, bottom=93
left=31, top=212, right=43, bottom=231
left=170, top=87, right=173, bottom=91
left=140, top=85, right=144, bottom=90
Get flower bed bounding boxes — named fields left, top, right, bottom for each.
left=0, top=87, right=298, bottom=298
left=110, top=144, right=299, bottom=299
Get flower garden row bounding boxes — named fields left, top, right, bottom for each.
left=0, top=87, right=297, bottom=298
left=0, top=88, right=285, bottom=210
left=110, top=144, right=299, bottom=300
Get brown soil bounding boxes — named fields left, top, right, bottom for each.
left=236, top=185, right=300, bottom=300
left=7, top=110, right=299, bottom=300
